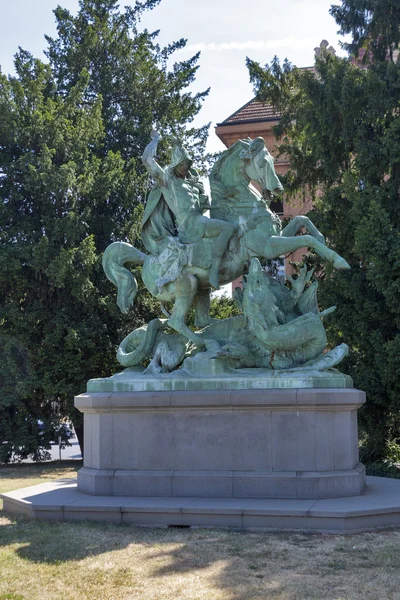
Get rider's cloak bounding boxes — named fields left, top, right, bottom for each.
left=142, top=187, right=177, bottom=255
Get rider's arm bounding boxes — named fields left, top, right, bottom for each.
left=141, top=131, right=167, bottom=186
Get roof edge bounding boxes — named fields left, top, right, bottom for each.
left=219, top=96, right=258, bottom=125
left=216, top=115, right=281, bottom=127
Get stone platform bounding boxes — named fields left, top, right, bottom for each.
left=3, top=476, right=400, bottom=533
left=75, top=387, right=366, bottom=500
left=87, top=366, right=353, bottom=392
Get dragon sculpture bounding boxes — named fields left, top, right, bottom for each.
left=116, top=258, right=348, bottom=375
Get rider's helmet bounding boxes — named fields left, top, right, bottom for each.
left=169, top=140, right=193, bottom=171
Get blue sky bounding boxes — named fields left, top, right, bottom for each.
left=1, top=0, right=347, bottom=153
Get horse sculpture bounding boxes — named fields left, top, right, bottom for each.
left=103, top=136, right=349, bottom=348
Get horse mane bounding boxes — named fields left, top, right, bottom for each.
left=209, top=139, right=252, bottom=220
left=210, top=139, right=250, bottom=184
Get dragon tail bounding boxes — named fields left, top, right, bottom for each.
left=117, top=318, right=167, bottom=367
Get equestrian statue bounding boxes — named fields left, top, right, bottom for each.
left=102, top=130, right=350, bottom=374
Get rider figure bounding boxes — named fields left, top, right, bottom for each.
left=141, top=129, right=235, bottom=289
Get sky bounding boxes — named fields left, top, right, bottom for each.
left=0, top=0, right=348, bottom=153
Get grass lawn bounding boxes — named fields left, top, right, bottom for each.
left=1, top=464, right=400, bottom=599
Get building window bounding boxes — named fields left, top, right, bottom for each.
left=270, top=198, right=284, bottom=214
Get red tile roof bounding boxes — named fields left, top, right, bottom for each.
left=217, top=97, right=280, bottom=126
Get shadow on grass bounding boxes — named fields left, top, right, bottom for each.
left=0, top=515, right=310, bottom=598
left=2, top=463, right=400, bottom=599
left=0, top=511, right=132, bottom=562
left=140, top=529, right=400, bottom=599
left=1, top=513, right=400, bottom=599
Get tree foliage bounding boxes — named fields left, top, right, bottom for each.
left=330, top=0, right=400, bottom=62
left=247, top=0, right=400, bottom=461
left=0, top=0, right=209, bottom=461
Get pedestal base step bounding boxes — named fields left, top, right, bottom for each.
left=3, top=476, right=400, bottom=533
left=78, top=464, right=365, bottom=499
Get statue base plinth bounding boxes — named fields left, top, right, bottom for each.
left=87, top=366, right=353, bottom=393
left=75, top=386, right=365, bottom=500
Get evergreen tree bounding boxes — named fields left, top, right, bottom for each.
left=246, top=0, right=400, bottom=461
left=331, top=0, right=400, bottom=62
left=45, top=0, right=209, bottom=235
left=0, top=0, right=209, bottom=460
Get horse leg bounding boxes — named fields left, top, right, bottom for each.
left=204, top=218, right=236, bottom=288
left=166, top=273, right=205, bottom=347
left=281, top=216, right=326, bottom=245
left=265, top=235, right=350, bottom=270
left=193, top=288, right=211, bottom=328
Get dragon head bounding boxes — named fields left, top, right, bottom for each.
left=243, top=258, right=284, bottom=327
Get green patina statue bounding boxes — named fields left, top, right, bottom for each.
left=102, top=132, right=350, bottom=376
left=142, top=130, right=235, bottom=289
left=116, top=257, right=348, bottom=375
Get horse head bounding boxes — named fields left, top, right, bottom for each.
left=210, top=137, right=283, bottom=221
left=239, top=137, right=284, bottom=199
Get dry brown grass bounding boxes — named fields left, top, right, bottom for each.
left=1, top=464, right=400, bottom=600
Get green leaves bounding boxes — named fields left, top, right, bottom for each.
left=331, top=0, right=400, bottom=62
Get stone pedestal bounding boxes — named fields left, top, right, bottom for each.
left=75, top=387, right=365, bottom=500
